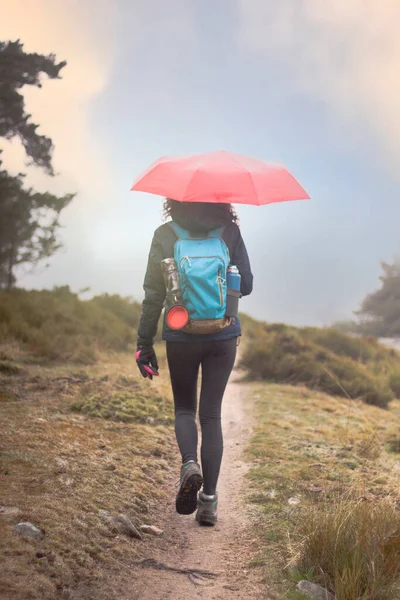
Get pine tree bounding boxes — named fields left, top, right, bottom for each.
left=357, top=261, right=400, bottom=337
left=0, top=160, right=73, bottom=288
left=0, top=40, right=74, bottom=288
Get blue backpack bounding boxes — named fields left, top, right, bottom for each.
left=169, top=221, right=231, bottom=334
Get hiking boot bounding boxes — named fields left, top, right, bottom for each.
left=196, top=491, right=218, bottom=526
left=176, top=461, right=203, bottom=515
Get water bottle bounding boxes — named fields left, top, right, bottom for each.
left=161, top=258, right=189, bottom=329
left=226, top=265, right=242, bottom=318
left=161, top=258, right=182, bottom=304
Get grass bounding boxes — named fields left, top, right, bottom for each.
left=295, top=499, right=400, bottom=599
left=0, top=344, right=176, bottom=600
left=240, top=320, right=400, bottom=407
left=0, top=287, right=144, bottom=363
left=2, top=297, right=399, bottom=598
left=70, top=374, right=174, bottom=425
left=244, top=382, right=400, bottom=599
left=389, top=370, right=400, bottom=399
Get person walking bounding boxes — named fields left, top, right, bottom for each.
left=136, top=198, right=253, bottom=525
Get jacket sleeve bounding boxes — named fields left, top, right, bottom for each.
left=137, top=231, right=166, bottom=346
left=231, top=227, right=253, bottom=296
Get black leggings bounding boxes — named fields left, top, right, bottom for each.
left=166, top=338, right=237, bottom=495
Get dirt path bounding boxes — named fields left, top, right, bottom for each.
left=130, top=380, right=266, bottom=600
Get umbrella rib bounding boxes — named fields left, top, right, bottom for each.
left=183, top=167, right=202, bottom=202
left=244, top=169, right=259, bottom=206
left=229, top=154, right=259, bottom=206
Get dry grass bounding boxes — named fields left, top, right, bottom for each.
left=295, top=498, right=400, bottom=599
left=244, top=383, right=400, bottom=599
left=240, top=322, right=400, bottom=407
left=0, top=344, right=176, bottom=600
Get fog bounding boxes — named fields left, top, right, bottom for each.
left=2, top=0, right=400, bottom=325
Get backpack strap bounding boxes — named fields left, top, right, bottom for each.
left=207, top=227, right=225, bottom=239
left=168, top=221, right=192, bottom=239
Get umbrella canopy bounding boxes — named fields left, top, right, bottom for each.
left=131, top=150, right=310, bottom=205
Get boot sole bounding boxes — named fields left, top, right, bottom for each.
left=176, top=473, right=203, bottom=515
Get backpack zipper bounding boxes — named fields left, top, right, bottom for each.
left=180, top=256, right=192, bottom=268
left=180, top=256, right=226, bottom=307
left=217, top=267, right=225, bottom=306
left=180, top=255, right=222, bottom=268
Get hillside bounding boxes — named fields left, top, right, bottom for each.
left=240, top=317, right=400, bottom=407
left=0, top=287, right=142, bottom=363
left=1, top=292, right=399, bottom=599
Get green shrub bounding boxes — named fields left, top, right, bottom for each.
left=302, top=327, right=376, bottom=362
left=0, top=361, right=22, bottom=375
left=240, top=324, right=396, bottom=407
left=90, top=293, right=141, bottom=329
left=389, top=370, right=400, bottom=398
left=0, top=287, right=143, bottom=363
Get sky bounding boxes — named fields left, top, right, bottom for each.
left=1, top=0, right=400, bottom=326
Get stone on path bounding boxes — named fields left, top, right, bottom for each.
left=99, top=510, right=143, bottom=539
left=14, top=522, right=43, bottom=539
left=139, top=524, right=163, bottom=536
left=297, top=580, right=334, bottom=600
left=288, top=496, right=301, bottom=505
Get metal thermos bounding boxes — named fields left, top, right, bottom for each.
left=226, top=265, right=241, bottom=318
left=161, top=258, right=189, bottom=329
left=161, top=258, right=182, bottom=305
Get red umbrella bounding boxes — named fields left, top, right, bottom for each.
left=131, top=150, right=309, bottom=205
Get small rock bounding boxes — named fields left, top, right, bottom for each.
left=55, top=458, right=68, bottom=474
left=37, top=557, right=49, bottom=567
left=99, top=510, right=142, bottom=539
left=114, top=514, right=143, bottom=539
left=288, top=496, right=301, bottom=505
left=99, top=510, right=113, bottom=523
left=266, top=490, right=276, bottom=499
left=145, top=416, right=155, bottom=425
left=139, top=524, right=163, bottom=536
left=36, top=551, right=46, bottom=558
left=297, top=580, right=334, bottom=600
left=15, top=522, right=43, bottom=539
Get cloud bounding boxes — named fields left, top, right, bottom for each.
left=0, top=0, right=117, bottom=198
left=235, top=0, right=400, bottom=170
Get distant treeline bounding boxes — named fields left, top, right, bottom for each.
left=336, top=259, right=400, bottom=339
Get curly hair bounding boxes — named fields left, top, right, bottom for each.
left=163, top=198, right=239, bottom=226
